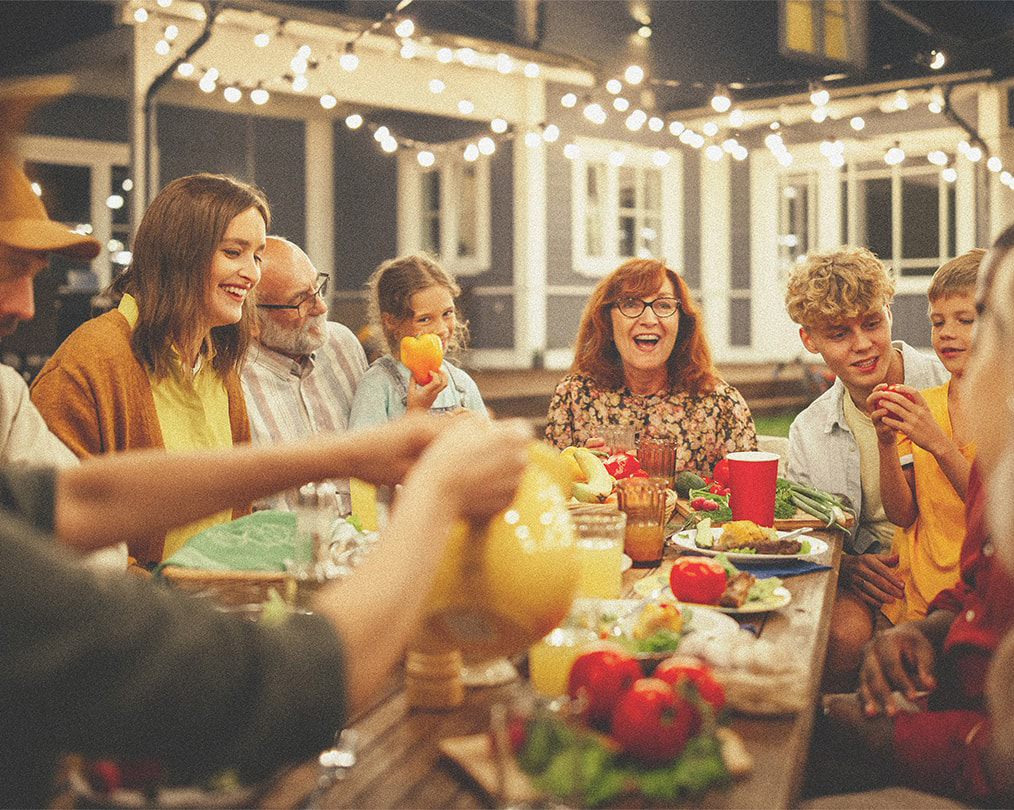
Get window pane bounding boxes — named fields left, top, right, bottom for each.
left=618, top=215, right=634, bottom=257
left=25, top=162, right=91, bottom=226
left=458, top=164, right=477, bottom=258
left=857, top=176, right=892, bottom=260
left=421, top=171, right=440, bottom=255
left=900, top=172, right=940, bottom=268
left=586, top=163, right=605, bottom=257
left=644, top=169, right=662, bottom=212
left=641, top=216, right=661, bottom=257
left=618, top=166, right=635, bottom=209
left=779, top=176, right=810, bottom=270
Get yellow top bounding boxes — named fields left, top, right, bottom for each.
left=118, top=295, right=234, bottom=558
left=881, top=381, right=974, bottom=624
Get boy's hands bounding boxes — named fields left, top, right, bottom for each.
left=841, top=552, right=905, bottom=607
left=857, top=621, right=939, bottom=717
left=870, top=384, right=948, bottom=454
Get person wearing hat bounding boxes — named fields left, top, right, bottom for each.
left=0, top=156, right=101, bottom=467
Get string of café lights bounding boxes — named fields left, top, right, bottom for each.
left=132, top=0, right=1014, bottom=189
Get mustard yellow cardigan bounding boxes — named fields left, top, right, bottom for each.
left=30, top=309, right=251, bottom=565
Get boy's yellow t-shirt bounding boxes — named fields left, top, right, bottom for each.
left=881, top=381, right=974, bottom=624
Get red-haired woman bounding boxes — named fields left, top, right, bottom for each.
left=544, top=259, right=756, bottom=472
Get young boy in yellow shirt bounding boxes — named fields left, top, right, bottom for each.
left=874, top=249, right=982, bottom=624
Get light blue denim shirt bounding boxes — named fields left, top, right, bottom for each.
left=786, top=341, right=949, bottom=555
left=347, top=355, right=488, bottom=431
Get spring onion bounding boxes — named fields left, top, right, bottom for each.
left=776, top=478, right=854, bottom=530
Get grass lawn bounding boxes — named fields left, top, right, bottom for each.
left=753, top=409, right=803, bottom=438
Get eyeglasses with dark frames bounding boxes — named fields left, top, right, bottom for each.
left=613, top=296, right=680, bottom=319
left=256, top=274, right=329, bottom=317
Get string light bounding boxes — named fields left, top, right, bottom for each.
left=490, top=117, right=508, bottom=133
left=250, top=85, right=269, bottom=105
left=417, top=149, right=434, bottom=167
left=560, top=93, right=577, bottom=108
left=710, top=84, right=731, bottom=113
left=927, top=150, right=948, bottom=166
left=930, top=50, right=946, bottom=70
left=884, top=142, right=905, bottom=165
left=613, top=97, right=630, bottom=112
left=345, top=113, right=363, bottom=129
left=458, top=99, right=475, bottom=114
left=320, top=92, right=337, bottom=109
left=394, top=18, right=415, bottom=38
left=624, top=65, right=645, bottom=84
left=942, top=167, right=957, bottom=182
left=809, top=83, right=830, bottom=107
left=339, top=43, right=359, bottom=72
left=223, top=85, right=242, bottom=103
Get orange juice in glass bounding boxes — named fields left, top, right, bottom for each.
left=528, top=627, right=598, bottom=697
left=571, top=510, right=626, bottom=599
left=616, top=477, right=668, bottom=567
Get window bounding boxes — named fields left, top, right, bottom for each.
left=779, top=0, right=867, bottom=69
left=844, top=160, right=956, bottom=278
left=399, top=152, right=490, bottom=276
left=18, top=136, right=132, bottom=288
left=778, top=173, right=816, bottom=274
left=571, top=140, right=680, bottom=276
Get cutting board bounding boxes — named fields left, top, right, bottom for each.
left=672, top=498, right=853, bottom=530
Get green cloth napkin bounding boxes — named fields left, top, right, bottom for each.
left=152, top=510, right=298, bottom=579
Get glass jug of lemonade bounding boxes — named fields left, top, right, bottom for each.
left=420, top=442, right=580, bottom=659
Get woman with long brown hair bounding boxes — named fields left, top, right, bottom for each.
left=30, top=173, right=267, bottom=565
left=545, top=258, right=756, bottom=472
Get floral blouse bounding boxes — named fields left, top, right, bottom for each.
left=544, top=373, right=757, bottom=473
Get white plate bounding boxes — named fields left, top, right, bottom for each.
left=631, top=576, right=792, bottom=615
left=669, top=527, right=829, bottom=563
left=621, top=554, right=632, bottom=572
left=570, top=597, right=739, bottom=640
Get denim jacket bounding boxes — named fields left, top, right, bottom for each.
left=786, top=341, right=949, bottom=555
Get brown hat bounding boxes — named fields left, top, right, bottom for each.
left=0, top=157, right=101, bottom=260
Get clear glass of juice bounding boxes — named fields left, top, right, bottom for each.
left=571, top=510, right=627, bottom=599
left=528, top=626, right=599, bottom=697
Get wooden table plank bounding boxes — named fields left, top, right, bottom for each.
left=262, top=529, right=843, bottom=809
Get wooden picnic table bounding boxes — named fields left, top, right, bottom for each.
left=258, top=529, right=843, bottom=809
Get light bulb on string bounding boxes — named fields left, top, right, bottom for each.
left=345, top=113, right=363, bottom=129
left=457, top=47, right=477, bottom=66
left=1002, top=170, right=1013, bottom=185
left=542, top=124, right=560, bottom=142
left=154, top=39, right=170, bottom=55
left=942, top=167, right=957, bottom=183
left=478, top=137, right=495, bottom=156
left=561, top=92, right=577, bottom=108
left=429, top=79, right=445, bottom=94
left=927, top=150, right=948, bottom=166
left=223, top=85, right=242, bottom=103
left=417, top=150, right=434, bottom=167
left=850, top=116, right=865, bottom=131
left=340, top=43, right=359, bottom=71
left=563, top=143, right=580, bottom=160
left=624, top=65, right=645, bottom=84
left=458, top=99, right=475, bottom=114
left=608, top=150, right=625, bottom=167
left=394, top=18, right=415, bottom=38
left=625, top=109, right=647, bottom=131
left=523, top=62, right=539, bottom=78
left=930, top=50, right=946, bottom=70
left=320, top=93, right=337, bottom=110
left=809, top=83, right=830, bottom=107
left=606, top=79, right=623, bottom=94
left=652, top=150, right=670, bottom=167
left=988, top=156, right=1003, bottom=173
left=437, top=47, right=453, bottom=63
left=669, top=121, right=685, bottom=136
left=967, top=145, right=983, bottom=162
left=702, top=121, right=718, bottom=136
left=464, top=143, right=480, bottom=161
left=811, top=106, right=828, bottom=123
left=884, top=143, right=905, bottom=166
left=583, top=102, right=607, bottom=124
left=705, top=144, right=723, bottom=161
left=253, top=30, right=271, bottom=47
left=613, top=97, right=630, bottom=112
left=490, top=117, right=508, bottom=133
left=400, top=41, right=417, bottom=59
left=177, top=62, right=194, bottom=77
left=710, top=84, right=731, bottom=113
left=133, top=7, right=148, bottom=22
left=381, top=136, right=398, bottom=154
left=728, top=109, right=744, bottom=128
left=648, top=116, right=663, bottom=132
left=164, top=24, right=178, bottom=41
left=250, top=85, right=269, bottom=105
left=524, top=131, right=541, bottom=148
left=292, top=74, right=308, bottom=92
left=496, top=54, right=513, bottom=74
left=638, top=24, right=652, bottom=38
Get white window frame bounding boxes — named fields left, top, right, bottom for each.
left=397, top=151, right=491, bottom=276
left=17, top=135, right=131, bottom=288
left=570, top=138, right=682, bottom=277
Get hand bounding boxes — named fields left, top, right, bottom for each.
left=407, top=414, right=532, bottom=520
left=870, top=384, right=945, bottom=452
left=867, top=386, right=898, bottom=446
left=406, top=368, right=449, bottom=411
left=840, top=552, right=905, bottom=607
left=857, top=622, right=938, bottom=717
left=343, top=412, right=449, bottom=486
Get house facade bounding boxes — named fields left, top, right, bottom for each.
left=12, top=0, right=1014, bottom=375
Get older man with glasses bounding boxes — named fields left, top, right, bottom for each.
left=242, top=236, right=368, bottom=513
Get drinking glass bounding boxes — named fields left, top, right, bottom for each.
left=615, top=477, right=669, bottom=567
left=637, top=437, right=677, bottom=489
left=528, top=626, right=598, bottom=697
left=595, top=424, right=637, bottom=455
left=571, top=510, right=627, bottom=599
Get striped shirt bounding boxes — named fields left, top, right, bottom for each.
left=241, top=320, right=368, bottom=513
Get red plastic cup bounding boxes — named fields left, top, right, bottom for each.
left=726, top=451, right=780, bottom=527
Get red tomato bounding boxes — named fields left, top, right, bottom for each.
left=669, top=556, right=728, bottom=605
left=875, top=383, right=916, bottom=409
left=653, top=655, right=726, bottom=713
left=610, top=678, right=699, bottom=765
left=567, top=643, right=643, bottom=730
left=711, top=458, right=730, bottom=487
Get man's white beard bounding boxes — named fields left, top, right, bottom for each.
left=258, top=313, right=328, bottom=356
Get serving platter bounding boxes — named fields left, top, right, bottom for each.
left=631, top=576, right=793, bottom=615
left=670, top=528, right=829, bottom=564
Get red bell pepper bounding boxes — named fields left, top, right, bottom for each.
left=603, top=453, right=648, bottom=479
